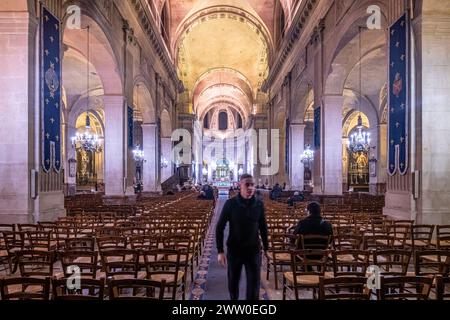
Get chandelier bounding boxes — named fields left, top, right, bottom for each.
left=71, top=25, right=103, bottom=154
left=133, top=146, right=145, bottom=163
left=300, top=145, right=314, bottom=164
left=71, top=114, right=103, bottom=153
left=348, top=27, right=371, bottom=154
left=348, top=115, right=371, bottom=153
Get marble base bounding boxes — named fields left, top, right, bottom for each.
left=383, top=190, right=413, bottom=220
left=34, top=191, right=66, bottom=222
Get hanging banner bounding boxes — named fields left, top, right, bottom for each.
left=388, top=13, right=409, bottom=176
left=128, top=106, right=134, bottom=149
left=314, top=107, right=321, bottom=149
left=41, top=5, right=62, bottom=173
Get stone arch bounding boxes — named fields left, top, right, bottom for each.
left=61, top=4, right=123, bottom=96
left=133, top=79, right=156, bottom=124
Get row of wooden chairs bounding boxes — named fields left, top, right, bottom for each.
left=280, top=248, right=450, bottom=300
left=0, top=277, right=166, bottom=300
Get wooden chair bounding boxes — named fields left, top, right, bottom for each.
left=52, top=278, right=105, bottom=300
left=60, top=250, right=99, bottom=279
left=414, top=249, right=450, bottom=277
left=64, top=237, right=95, bottom=252
left=377, top=276, right=434, bottom=300
left=319, top=276, right=371, bottom=300
left=17, top=250, right=54, bottom=278
left=406, top=225, right=435, bottom=252
left=333, top=234, right=363, bottom=250
left=163, top=234, right=194, bottom=283
left=266, top=233, right=296, bottom=290
left=108, top=278, right=166, bottom=300
left=436, top=275, right=450, bottom=300
left=436, top=226, right=450, bottom=249
left=332, top=250, right=370, bottom=277
left=26, top=230, right=57, bottom=252
left=0, top=277, right=50, bottom=300
left=97, top=236, right=127, bottom=252
left=282, top=249, right=329, bottom=300
left=143, top=249, right=185, bottom=300
left=99, top=249, right=142, bottom=280
left=0, top=225, right=16, bottom=272
left=363, top=234, right=394, bottom=251
left=373, top=249, right=412, bottom=276
left=299, top=235, right=332, bottom=250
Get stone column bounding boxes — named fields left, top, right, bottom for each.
left=0, top=11, right=37, bottom=223
left=104, top=95, right=126, bottom=196
left=142, top=123, right=158, bottom=192
left=319, top=95, right=344, bottom=195
left=417, top=9, right=450, bottom=225
left=290, top=124, right=305, bottom=191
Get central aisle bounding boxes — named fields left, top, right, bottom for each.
left=190, top=195, right=271, bottom=300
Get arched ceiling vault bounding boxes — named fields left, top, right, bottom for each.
left=171, top=0, right=275, bottom=123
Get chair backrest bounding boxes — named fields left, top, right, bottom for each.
left=108, top=278, right=166, bottom=300
left=0, top=277, right=50, bottom=300
left=437, top=226, right=450, bottom=249
left=64, top=237, right=95, bottom=252
left=61, top=250, right=98, bottom=279
left=411, top=225, right=435, bottom=243
left=97, top=236, right=127, bottom=251
left=436, top=275, right=450, bottom=300
left=17, top=250, right=54, bottom=277
left=333, top=234, right=363, bottom=250
left=415, top=250, right=450, bottom=276
left=290, top=249, right=329, bottom=277
left=143, top=248, right=182, bottom=284
left=26, top=230, right=52, bottom=251
left=17, top=224, right=39, bottom=232
left=319, top=276, right=371, bottom=300
left=378, top=276, right=434, bottom=300
left=299, top=235, right=331, bottom=250
left=52, top=278, right=105, bottom=300
left=363, top=234, right=394, bottom=250
left=100, top=249, right=139, bottom=279
left=332, top=250, right=370, bottom=277
left=373, top=249, right=411, bottom=276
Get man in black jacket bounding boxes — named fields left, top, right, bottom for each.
left=216, top=174, right=269, bottom=300
left=293, top=202, right=333, bottom=249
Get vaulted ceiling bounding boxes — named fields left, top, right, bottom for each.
left=154, top=0, right=299, bottom=125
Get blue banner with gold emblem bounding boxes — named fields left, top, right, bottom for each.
left=314, top=107, right=321, bottom=149
left=41, top=6, right=62, bottom=173
left=128, top=106, right=134, bottom=149
left=388, top=13, right=409, bottom=176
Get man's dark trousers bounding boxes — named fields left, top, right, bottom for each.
left=227, top=250, right=261, bottom=300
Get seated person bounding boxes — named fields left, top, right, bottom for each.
left=287, top=191, right=305, bottom=206
left=204, top=185, right=215, bottom=200
left=293, top=202, right=333, bottom=249
left=269, top=183, right=283, bottom=200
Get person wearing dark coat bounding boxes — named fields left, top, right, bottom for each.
left=216, top=174, right=269, bottom=301
left=293, top=202, right=333, bottom=249
left=287, top=191, right=305, bottom=206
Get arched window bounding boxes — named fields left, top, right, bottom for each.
left=219, top=111, right=228, bottom=131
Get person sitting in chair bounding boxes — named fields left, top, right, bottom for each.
left=287, top=191, right=305, bottom=206
left=293, top=202, right=333, bottom=249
